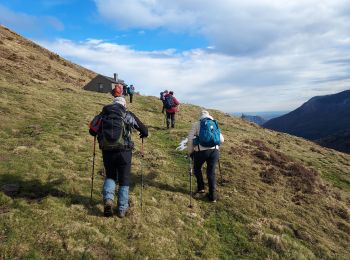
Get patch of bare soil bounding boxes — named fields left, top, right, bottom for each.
left=247, top=139, right=321, bottom=199
left=326, top=205, right=349, bottom=220
left=260, top=167, right=279, bottom=184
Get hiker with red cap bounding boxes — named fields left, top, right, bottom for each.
left=111, top=83, right=123, bottom=97
left=89, top=96, right=148, bottom=218
left=163, top=91, right=179, bottom=129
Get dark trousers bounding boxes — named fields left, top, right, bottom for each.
left=166, top=112, right=175, bottom=128
left=129, top=94, right=133, bottom=103
left=102, top=150, right=132, bottom=186
left=193, top=149, right=219, bottom=200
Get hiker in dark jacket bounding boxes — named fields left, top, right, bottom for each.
left=123, top=84, right=128, bottom=96
left=89, top=96, right=148, bottom=218
left=187, top=110, right=224, bottom=202
left=164, top=91, right=179, bottom=128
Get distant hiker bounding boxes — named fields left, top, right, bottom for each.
left=164, top=91, right=179, bottom=128
left=160, top=90, right=168, bottom=113
left=123, top=84, right=128, bottom=96
left=187, top=110, right=224, bottom=202
left=127, top=84, right=135, bottom=103
left=111, top=83, right=123, bottom=97
left=89, top=96, right=148, bottom=218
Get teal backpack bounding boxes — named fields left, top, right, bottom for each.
left=128, top=85, right=135, bottom=95
left=193, top=118, right=221, bottom=148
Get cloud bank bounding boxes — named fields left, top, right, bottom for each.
left=41, top=36, right=350, bottom=112
left=94, top=0, right=350, bottom=55
left=90, top=0, right=350, bottom=111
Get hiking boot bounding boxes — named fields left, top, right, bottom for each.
left=193, top=189, right=205, bottom=199
left=117, top=209, right=128, bottom=218
left=104, top=199, right=114, bottom=217
left=208, top=192, right=218, bottom=203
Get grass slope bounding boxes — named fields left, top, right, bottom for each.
left=1, top=25, right=350, bottom=259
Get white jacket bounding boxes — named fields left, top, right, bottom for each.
left=187, top=115, right=224, bottom=154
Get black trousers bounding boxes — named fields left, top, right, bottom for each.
left=193, top=149, right=219, bottom=200
left=102, top=150, right=132, bottom=186
left=129, top=94, right=133, bottom=103
left=166, top=112, right=175, bottom=128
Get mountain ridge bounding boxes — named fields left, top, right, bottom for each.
left=263, top=90, right=350, bottom=150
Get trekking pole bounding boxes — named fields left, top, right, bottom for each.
left=90, top=136, right=96, bottom=204
left=140, top=138, right=144, bottom=211
left=188, top=156, right=193, bottom=209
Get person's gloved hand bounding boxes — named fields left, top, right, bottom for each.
left=89, top=128, right=97, bottom=136
left=139, top=132, right=147, bottom=138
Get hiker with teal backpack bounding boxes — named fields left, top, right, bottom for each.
left=187, top=110, right=224, bottom=202
left=89, top=96, right=148, bottom=218
left=127, top=84, right=135, bottom=103
left=164, top=91, right=179, bottom=129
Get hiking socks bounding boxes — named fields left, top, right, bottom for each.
left=102, top=178, right=116, bottom=201
left=118, top=185, right=129, bottom=212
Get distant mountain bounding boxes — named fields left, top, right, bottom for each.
left=263, top=90, right=350, bottom=152
left=231, top=111, right=288, bottom=120
left=241, top=114, right=267, bottom=125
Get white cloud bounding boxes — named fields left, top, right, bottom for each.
left=94, top=0, right=350, bottom=55
left=39, top=37, right=350, bottom=112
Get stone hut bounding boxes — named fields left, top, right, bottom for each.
left=83, top=73, right=126, bottom=93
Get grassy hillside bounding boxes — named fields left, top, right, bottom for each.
left=1, top=26, right=350, bottom=259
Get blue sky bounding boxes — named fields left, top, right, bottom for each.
left=1, top=0, right=350, bottom=112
